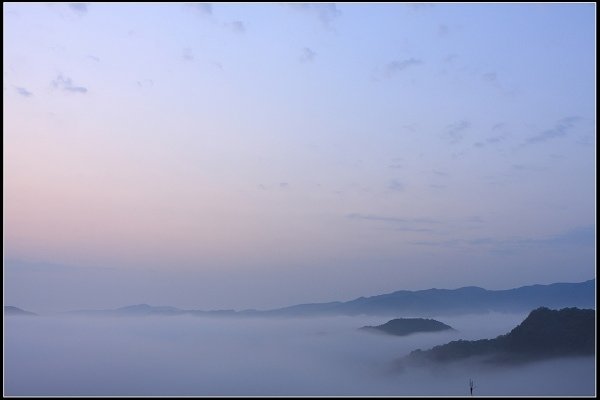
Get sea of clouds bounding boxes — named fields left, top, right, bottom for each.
left=4, top=312, right=595, bottom=396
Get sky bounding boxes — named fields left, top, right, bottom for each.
left=3, top=3, right=596, bottom=313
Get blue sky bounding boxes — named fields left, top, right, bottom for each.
left=3, top=3, right=596, bottom=312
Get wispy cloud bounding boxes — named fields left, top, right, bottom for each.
left=186, top=3, right=212, bottom=15
left=385, top=58, right=422, bottom=78
left=68, top=3, right=88, bottom=15
left=408, top=3, right=435, bottom=11
left=52, top=74, right=87, bottom=94
left=444, top=53, right=458, bottom=63
left=486, top=135, right=505, bottom=144
left=300, top=47, right=316, bottom=63
left=523, top=225, right=595, bottom=247
left=347, top=213, right=440, bottom=232
left=429, top=184, right=446, bottom=190
left=257, top=182, right=290, bottom=191
left=482, top=72, right=497, bottom=82
left=473, top=122, right=509, bottom=148
left=409, top=239, right=461, bottom=247
left=526, top=117, right=581, bottom=144
left=227, top=20, right=245, bottom=34
left=576, top=134, right=595, bottom=147
left=437, top=24, right=449, bottom=37
left=210, top=61, right=224, bottom=71
left=394, top=227, right=436, bottom=233
left=182, top=47, right=194, bottom=62
left=347, top=214, right=441, bottom=224
left=432, top=170, right=449, bottom=177
left=290, top=3, right=342, bottom=28
left=387, top=179, right=405, bottom=192
left=388, top=159, right=403, bottom=169
left=464, top=216, right=484, bottom=224
left=511, top=163, right=541, bottom=172
left=445, top=120, right=470, bottom=144
left=136, top=79, right=154, bottom=88
left=409, top=225, right=595, bottom=250
left=15, top=86, right=32, bottom=97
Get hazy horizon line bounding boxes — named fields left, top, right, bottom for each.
left=5, top=276, right=594, bottom=315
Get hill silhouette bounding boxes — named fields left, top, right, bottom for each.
left=361, top=318, right=454, bottom=336
left=69, top=279, right=595, bottom=318
left=245, top=279, right=595, bottom=317
left=5, top=306, right=37, bottom=316
left=406, top=307, right=595, bottom=365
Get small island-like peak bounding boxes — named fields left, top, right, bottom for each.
left=361, top=317, right=454, bottom=336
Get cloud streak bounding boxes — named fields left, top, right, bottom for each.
left=409, top=225, right=595, bottom=250
left=347, top=214, right=440, bottom=232
left=227, top=20, right=245, bottom=34
left=521, top=225, right=595, bottom=247
left=52, top=74, right=88, bottom=94
left=182, top=48, right=194, bottom=61
left=387, top=179, right=405, bottom=192
left=15, top=87, right=32, bottom=97
left=527, top=117, right=581, bottom=144
left=347, top=214, right=441, bottom=225
left=474, top=123, right=510, bottom=148
left=68, top=3, right=88, bottom=15
left=300, top=47, right=316, bottom=63
left=482, top=72, right=497, bottom=82
left=290, top=3, right=342, bottom=28
left=438, top=24, right=449, bottom=37
left=187, top=3, right=212, bottom=15
left=385, top=58, right=422, bottom=78
left=445, top=120, right=470, bottom=144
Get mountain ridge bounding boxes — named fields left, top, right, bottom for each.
left=67, top=279, right=595, bottom=317
left=405, top=307, right=595, bottom=365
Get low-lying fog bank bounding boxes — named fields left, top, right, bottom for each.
left=4, top=312, right=595, bottom=396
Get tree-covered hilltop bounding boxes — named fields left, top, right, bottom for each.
left=361, top=318, right=454, bottom=336
left=407, top=307, right=595, bottom=364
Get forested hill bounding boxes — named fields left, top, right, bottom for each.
left=406, top=307, right=595, bottom=364
left=361, top=318, right=454, bottom=336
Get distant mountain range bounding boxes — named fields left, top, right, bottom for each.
left=5, top=306, right=37, bottom=316
left=67, top=304, right=238, bottom=317
left=253, top=279, right=595, bottom=317
left=361, top=318, right=454, bottom=336
left=68, top=279, right=595, bottom=317
left=406, top=307, right=595, bottom=365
